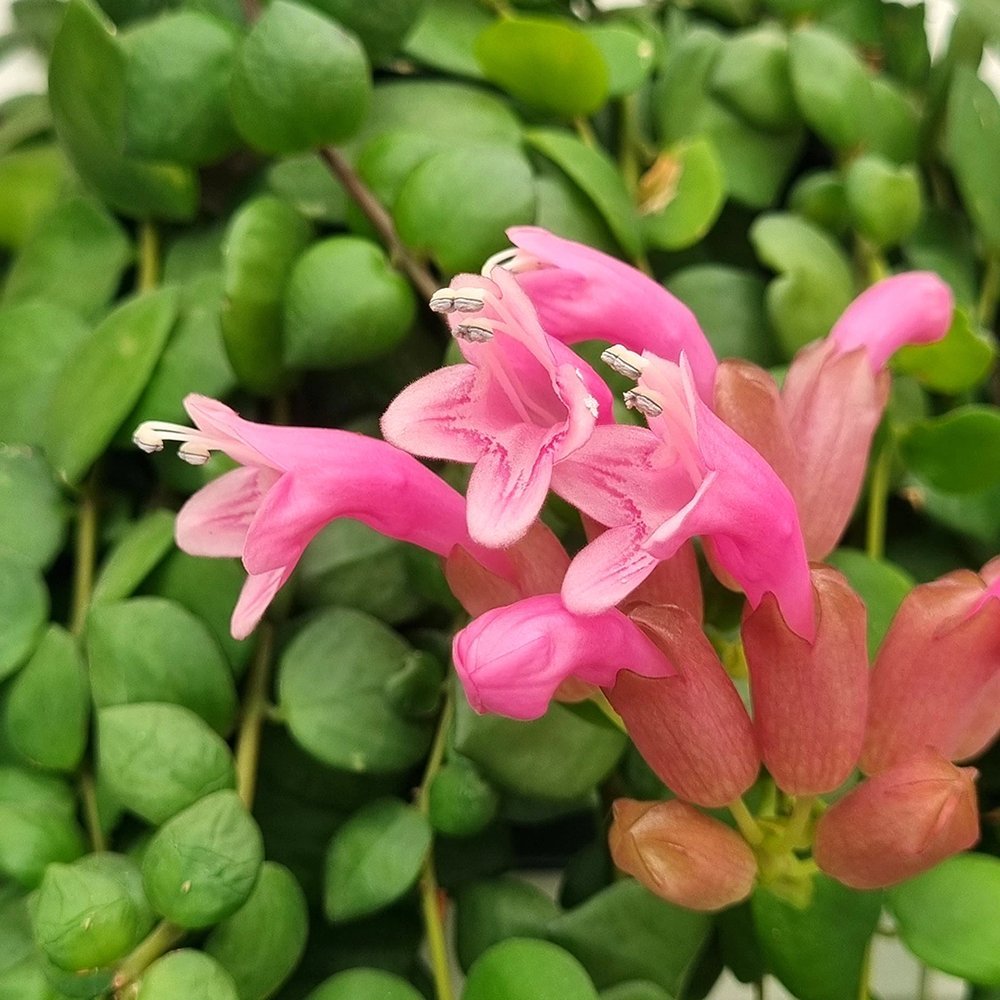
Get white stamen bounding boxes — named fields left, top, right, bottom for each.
left=584, top=395, right=600, bottom=419
left=178, top=443, right=212, bottom=466
left=480, top=247, right=522, bottom=274
left=428, top=286, right=486, bottom=314
left=623, top=388, right=664, bottom=418
left=132, top=420, right=217, bottom=464
left=601, top=345, right=648, bottom=380
left=455, top=320, right=495, bottom=343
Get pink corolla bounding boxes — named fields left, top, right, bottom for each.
left=494, top=226, right=718, bottom=402
left=451, top=594, right=673, bottom=720
left=553, top=352, right=815, bottom=640
left=381, top=266, right=610, bottom=548
left=134, top=395, right=509, bottom=639
left=715, top=272, right=953, bottom=559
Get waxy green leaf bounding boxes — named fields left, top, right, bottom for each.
left=0, top=559, right=48, bottom=682
left=844, top=155, right=923, bottom=247
left=305, top=969, right=424, bottom=1000
left=0, top=446, right=66, bottom=570
left=0, top=145, right=68, bottom=250
left=91, top=510, right=176, bottom=606
left=900, top=406, right=1000, bottom=494
left=894, top=307, right=993, bottom=394
left=465, top=939, right=600, bottom=1000
left=300, top=0, right=426, bottom=64
left=136, top=950, right=239, bottom=1000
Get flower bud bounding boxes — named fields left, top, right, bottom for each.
left=743, top=566, right=868, bottom=795
left=813, top=750, right=979, bottom=889
left=861, top=564, right=1000, bottom=773
left=609, top=604, right=760, bottom=807
left=609, top=798, right=757, bottom=911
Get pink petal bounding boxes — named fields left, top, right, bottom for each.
left=231, top=566, right=292, bottom=640
left=830, top=272, right=954, bottom=371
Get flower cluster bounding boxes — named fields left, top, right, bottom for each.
left=135, top=227, right=1000, bottom=908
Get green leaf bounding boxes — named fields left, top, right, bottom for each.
left=142, top=790, right=263, bottom=928
left=888, top=853, right=1000, bottom=985
left=548, top=881, right=710, bottom=995
left=122, top=11, right=239, bottom=165
left=0, top=446, right=66, bottom=570
left=453, top=696, right=625, bottom=801
left=205, top=862, right=308, bottom=1000
left=749, top=213, right=855, bottom=357
left=788, top=26, right=873, bottom=150
left=1, top=195, right=131, bottom=318
left=844, top=154, right=923, bottom=247
left=428, top=758, right=498, bottom=838
left=0, top=93, right=51, bottom=157
left=894, top=307, right=993, bottom=394
left=474, top=17, right=609, bottom=118
left=710, top=26, right=798, bottom=131
left=87, top=597, right=238, bottom=734
left=136, top=950, right=239, bottom=1000
left=751, top=877, right=881, bottom=1000
left=43, top=288, right=179, bottom=485
left=5, top=626, right=87, bottom=772
left=945, top=66, right=1000, bottom=249
left=229, top=0, right=371, bottom=155
left=403, top=0, right=491, bottom=79
left=91, top=511, right=176, bottom=606
left=583, top=23, right=655, bottom=98
left=304, top=969, right=424, bottom=1000
left=394, top=143, right=535, bottom=276
left=0, top=798, right=85, bottom=889
left=826, top=548, right=914, bottom=657
left=882, top=0, right=931, bottom=87
left=0, top=146, right=68, bottom=250
left=666, top=265, right=776, bottom=366
left=533, top=165, right=619, bottom=255
left=0, top=302, right=90, bottom=446
left=465, top=939, right=600, bottom=1000
left=525, top=128, right=641, bottom=260
left=97, top=703, right=235, bottom=825
left=788, top=170, right=850, bottom=235
left=267, top=155, right=350, bottom=224
left=284, top=236, right=415, bottom=369
left=599, top=984, right=675, bottom=1000
left=455, top=877, right=560, bottom=972
left=49, top=0, right=199, bottom=220
left=220, top=195, right=312, bottom=394
left=641, top=139, right=725, bottom=251
left=900, top=406, right=1000, bottom=494
left=902, top=207, right=978, bottom=308
left=861, top=77, right=920, bottom=164
left=278, top=608, right=433, bottom=773
left=299, top=0, right=425, bottom=64
left=323, top=797, right=431, bottom=923
left=0, top=559, right=48, bottom=682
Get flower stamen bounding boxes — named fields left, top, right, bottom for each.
left=429, top=287, right=487, bottom=314
left=455, top=320, right=495, bottom=343
left=623, top=388, right=664, bottom=418
left=132, top=421, right=218, bottom=465
left=601, top=345, right=649, bottom=380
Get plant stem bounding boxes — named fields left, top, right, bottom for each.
left=776, top=795, right=815, bottom=852
left=866, top=438, right=892, bottom=561
left=70, top=474, right=98, bottom=638
left=753, top=979, right=767, bottom=1000
left=317, top=146, right=439, bottom=300
left=978, top=252, right=1000, bottom=330
left=79, top=768, right=106, bottom=853
left=728, top=796, right=765, bottom=847
left=112, top=921, right=185, bottom=993
left=235, top=622, right=274, bottom=810
left=137, top=221, right=159, bottom=293
left=917, top=962, right=931, bottom=1000
left=857, top=939, right=872, bottom=1000
left=416, top=686, right=456, bottom=1000
left=573, top=116, right=598, bottom=150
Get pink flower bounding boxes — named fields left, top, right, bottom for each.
left=554, top=354, right=815, bottom=640
left=381, top=266, right=610, bottom=548
left=134, top=395, right=508, bottom=639
left=497, top=226, right=718, bottom=401
left=451, top=594, right=674, bottom=720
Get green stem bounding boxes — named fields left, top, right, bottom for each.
left=79, top=768, right=106, bottom=853
left=917, top=962, right=931, bottom=1000
left=112, top=921, right=185, bottom=993
left=753, top=979, right=767, bottom=1000
left=856, top=236, right=888, bottom=286
left=857, top=939, right=872, bottom=1000
left=728, top=796, right=765, bottom=847
left=776, top=795, right=815, bottom=852
left=978, top=252, right=1000, bottom=330
left=70, top=474, right=98, bottom=638
left=573, top=116, right=598, bottom=150
left=318, top=146, right=439, bottom=300
left=417, top=687, right=456, bottom=1000
left=866, top=438, right=892, bottom=561
left=235, top=623, right=274, bottom=810
left=137, top=221, right=159, bottom=293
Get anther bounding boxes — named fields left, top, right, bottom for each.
left=132, top=420, right=218, bottom=464
left=178, top=443, right=212, bottom=466
left=601, top=345, right=648, bottom=380
left=455, top=320, right=495, bottom=343
left=623, top=389, right=664, bottom=418
left=429, top=286, right=486, bottom=314
left=584, top=395, right=600, bottom=419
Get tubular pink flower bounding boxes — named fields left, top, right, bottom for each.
left=555, top=355, right=814, bottom=640
left=134, top=395, right=508, bottom=640
left=451, top=594, right=674, bottom=720
left=500, top=226, right=718, bottom=401
left=381, top=267, right=610, bottom=548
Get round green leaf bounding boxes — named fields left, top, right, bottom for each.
left=404, top=0, right=492, bottom=79
left=533, top=166, right=619, bottom=254
left=123, top=11, right=239, bottom=166
left=43, top=288, right=179, bottom=485
left=300, top=0, right=426, bottom=64
left=305, top=968, right=424, bottom=1000
left=136, top=950, right=239, bottom=1000
left=888, top=853, right=1000, bottom=985
left=641, top=139, right=725, bottom=251
left=844, top=154, right=923, bottom=247
left=862, top=77, right=920, bottom=164
left=428, top=758, right=498, bottom=838
left=0, top=559, right=47, bottom=682
left=893, top=307, right=993, bottom=394
left=5, top=626, right=87, bottom=772
left=91, top=510, right=176, bottom=606
left=86, top=597, right=238, bottom=734
left=788, top=170, right=849, bottom=234
left=205, top=862, right=307, bottom=1000
left=788, top=26, right=873, bottom=150
left=142, top=790, right=264, bottom=929
left=0, top=446, right=65, bottom=570
left=267, top=155, right=350, bottom=224
left=464, top=938, right=600, bottom=1000
left=0, top=804, right=84, bottom=889
left=220, top=194, right=312, bottom=394
left=901, top=405, right=1000, bottom=493
left=394, top=144, right=535, bottom=275
left=600, top=984, right=675, bottom=1000
left=278, top=608, right=434, bottom=773
left=475, top=17, right=609, bottom=118
left=583, top=24, right=655, bottom=98
left=97, top=703, right=235, bottom=825
left=323, top=798, right=431, bottom=923
left=230, top=0, right=371, bottom=155
left=0, top=145, right=69, bottom=250
left=284, top=236, right=415, bottom=369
